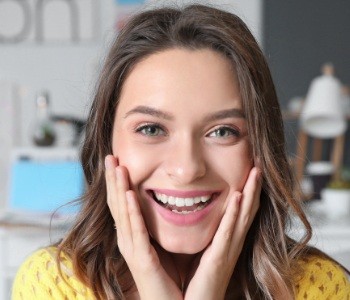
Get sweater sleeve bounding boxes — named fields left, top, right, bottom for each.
left=12, top=247, right=95, bottom=300
left=295, top=256, right=350, bottom=300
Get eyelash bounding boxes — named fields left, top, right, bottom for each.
left=135, top=123, right=240, bottom=140
left=135, top=123, right=167, bottom=136
left=206, top=126, right=241, bottom=139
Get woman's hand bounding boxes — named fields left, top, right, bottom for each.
left=184, top=167, right=262, bottom=300
left=105, top=155, right=183, bottom=300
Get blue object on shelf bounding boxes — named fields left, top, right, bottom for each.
left=9, top=161, right=83, bottom=215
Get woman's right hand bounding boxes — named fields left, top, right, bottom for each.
left=105, top=155, right=183, bottom=300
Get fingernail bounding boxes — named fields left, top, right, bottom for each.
left=105, top=155, right=113, bottom=170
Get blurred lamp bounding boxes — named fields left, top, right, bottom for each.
left=300, top=64, right=347, bottom=138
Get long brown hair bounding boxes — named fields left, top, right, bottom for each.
left=58, top=4, right=313, bottom=299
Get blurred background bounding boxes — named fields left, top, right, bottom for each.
left=0, top=0, right=262, bottom=217
left=0, top=0, right=260, bottom=206
left=0, top=0, right=349, bottom=298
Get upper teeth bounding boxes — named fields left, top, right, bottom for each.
left=154, top=192, right=211, bottom=207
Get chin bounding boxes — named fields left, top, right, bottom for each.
left=154, top=230, right=213, bottom=254
left=139, top=187, right=225, bottom=254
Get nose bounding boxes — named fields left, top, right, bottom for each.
left=164, top=137, right=206, bottom=184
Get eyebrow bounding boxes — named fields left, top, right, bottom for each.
left=203, top=108, right=245, bottom=122
left=124, top=105, right=174, bottom=120
left=124, top=105, right=245, bottom=121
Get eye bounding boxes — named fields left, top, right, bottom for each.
left=135, top=123, right=166, bottom=137
left=207, top=126, right=240, bottom=139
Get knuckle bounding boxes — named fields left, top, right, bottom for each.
left=240, top=213, right=250, bottom=227
left=135, top=226, right=147, bottom=238
left=222, top=229, right=233, bottom=241
left=106, top=169, right=114, bottom=182
left=232, top=210, right=239, bottom=219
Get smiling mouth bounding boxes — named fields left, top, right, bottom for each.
left=148, top=191, right=218, bottom=214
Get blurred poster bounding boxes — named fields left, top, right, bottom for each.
left=0, top=0, right=100, bottom=44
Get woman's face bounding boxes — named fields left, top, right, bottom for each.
left=112, top=48, right=253, bottom=254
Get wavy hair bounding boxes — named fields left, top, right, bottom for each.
left=58, top=4, right=313, bottom=299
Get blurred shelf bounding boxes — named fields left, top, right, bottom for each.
left=11, top=146, right=79, bottom=161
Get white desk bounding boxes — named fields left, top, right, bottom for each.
left=309, top=220, right=350, bottom=268
left=290, top=202, right=350, bottom=269
left=0, top=224, right=66, bottom=300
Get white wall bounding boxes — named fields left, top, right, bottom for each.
left=146, top=0, right=262, bottom=44
left=0, top=0, right=261, bottom=144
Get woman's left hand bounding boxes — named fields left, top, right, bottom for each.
left=184, top=167, right=262, bottom=300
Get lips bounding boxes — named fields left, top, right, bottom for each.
left=144, top=189, right=221, bottom=226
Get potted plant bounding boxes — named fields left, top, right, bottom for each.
left=321, top=169, right=350, bottom=219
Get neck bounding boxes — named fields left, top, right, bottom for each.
left=172, top=252, right=197, bottom=276
left=152, top=242, right=201, bottom=292
left=170, top=252, right=200, bottom=293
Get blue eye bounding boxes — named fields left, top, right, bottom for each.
left=208, top=126, right=240, bottom=138
left=135, top=124, right=166, bottom=136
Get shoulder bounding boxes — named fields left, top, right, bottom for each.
left=12, top=247, right=95, bottom=300
left=294, top=255, right=350, bottom=300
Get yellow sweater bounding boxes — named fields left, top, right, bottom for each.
left=12, top=247, right=350, bottom=299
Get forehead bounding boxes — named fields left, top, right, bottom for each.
left=117, top=48, right=241, bottom=113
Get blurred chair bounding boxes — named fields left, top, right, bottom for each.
left=295, top=64, right=348, bottom=194
left=295, top=131, right=345, bottom=183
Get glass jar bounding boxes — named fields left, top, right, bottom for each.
left=32, top=91, right=56, bottom=146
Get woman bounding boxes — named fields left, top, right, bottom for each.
left=13, top=4, right=350, bottom=299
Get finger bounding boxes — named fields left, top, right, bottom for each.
left=105, top=155, right=126, bottom=246
left=105, top=155, right=118, bottom=219
left=210, top=191, right=241, bottom=256
left=230, top=167, right=261, bottom=251
left=126, top=191, right=151, bottom=250
left=116, top=166, right=132, bottom=244
left=238, top=167, right=262, bottom=226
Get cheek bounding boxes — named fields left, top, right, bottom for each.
left=209, top=142, right=252, bottom=190
left=113, top=138, right=159, bottom=187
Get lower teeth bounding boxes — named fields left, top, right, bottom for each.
left=171, top=205, right=205, bottom=214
